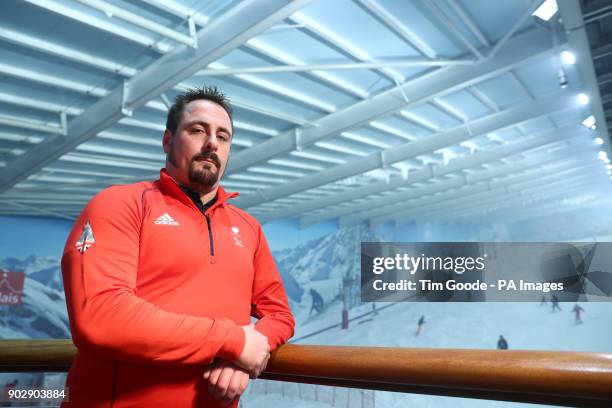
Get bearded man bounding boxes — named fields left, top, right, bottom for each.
left=61, top=87, right=295, bottom=407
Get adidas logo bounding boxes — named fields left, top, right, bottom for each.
left=154, top=213, right=179, bottom=226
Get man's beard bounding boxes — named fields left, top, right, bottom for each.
left=168, top=146, right=223, bottom=191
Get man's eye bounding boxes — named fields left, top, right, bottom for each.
left=191, top=128, right=205, bottom=133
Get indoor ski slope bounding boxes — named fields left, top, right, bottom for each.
left=243, top=300, right=612, bottom=407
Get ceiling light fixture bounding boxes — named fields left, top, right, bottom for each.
left=577, top=93, right=590, bottom=105
left=557, top=68, right=568, bottom=88
left=532, top=0, right=558, bottom=21
left=581, top=115, right=596, bottom=129
left=561, top=50, right=576, bottom=65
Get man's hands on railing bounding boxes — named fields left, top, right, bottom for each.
left=203, top=360, right=250, bottom=406
left=235, top=323, right=270, bottom=378
left=202, top=324, right=269, bottom=405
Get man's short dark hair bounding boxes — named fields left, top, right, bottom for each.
left=165, top=86, right=234, bottom=136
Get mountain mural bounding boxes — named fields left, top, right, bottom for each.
left=273, top=226, right=382, bottom=321
left=0, top=255, right=63, bottom=292
left=0, top=255, right=69, bottom=339
left=0, top=225, right=382, bottom=338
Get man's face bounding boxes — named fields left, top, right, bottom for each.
left=163, top=100, right=232, bottom=192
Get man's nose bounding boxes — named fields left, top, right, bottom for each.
left=203, top=134, right=219, bottom=151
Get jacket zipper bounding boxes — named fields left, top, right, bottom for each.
left=205, top=214, right=215, bottom=261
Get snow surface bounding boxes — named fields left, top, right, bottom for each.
left=242, top=300, right=612, bottom=408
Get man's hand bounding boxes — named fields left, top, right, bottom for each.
left=235, top=323, right=270, bottom=378
left=203, top=360, right=249, bottom=406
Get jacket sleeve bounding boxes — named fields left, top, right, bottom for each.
left=250, top=224, right=295, bottom=350
left=62, top=186, right=245, bottom=367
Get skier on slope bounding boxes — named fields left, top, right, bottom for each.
left=309, top=288, right=324, bottom=315
left=551, top=294, right=562, bottom=312
left=497, top=335, right=508, bottom=350
left=415, top=315, right=426, bottom=336
left=571, top=304, right=585, bottom=324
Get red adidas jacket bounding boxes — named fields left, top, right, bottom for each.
left=61, top=169, right=295, bottom=407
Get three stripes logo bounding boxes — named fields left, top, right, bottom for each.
left=154, top=213, right=179, bottom=226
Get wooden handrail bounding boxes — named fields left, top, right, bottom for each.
left=262, top=344, right=612, bottom=407
left=0, top=340, right=74, bottom=372
left=0, top=340, right=611, bottom=407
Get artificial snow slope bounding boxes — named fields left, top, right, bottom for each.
left=243, top=300, right=612, bottom=407
left=298, top=301, right=612, bottom=352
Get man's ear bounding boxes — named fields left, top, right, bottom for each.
left=162, top=129, right=173, bottom=154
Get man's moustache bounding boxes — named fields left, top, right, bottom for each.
left=193, top=152, right=221, bottom=167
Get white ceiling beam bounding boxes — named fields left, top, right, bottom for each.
left=423, top=167, right=609, bottom=223
left=24, top=0, right=172, bottom=53
left=448, top=167, right=605, bottom=217
left=428, top=177, right=605, bottom=223
left=75, top=0, right=195, bottom=47
left=0, top=199, right=77, bottom=220
left=244, top=38, right=369, bottom=99
left=582, top=0, right=612, bottom=20
left=421, top=0, right=484, bottom=60
left=142, top=0, right=369, bottom=99
left=592, top=43, right=612, bottom=60
left=234, top=88, right=579, bottom=211
left=0, top=26, right=137, bottom=77
left=0, top=191, right=116, bottom=201
left=0, top=127, right=165, bottom=161
left=0, top=92, right=82, bottom=116
left=197, top=58, right=475, bottom=76
left=439, top=189, right=602, bottom=225
left=200, top=61, right=336, bottom=112
left=469, top=86, right=500, bottom=112
left=381, top=162, right=603, bottom=224
left=59, top=152, right=161, bottom=171
left=0, top=0, right=312, bottom=194
left=0, top=83, right=278, bottom=141
left=584, top=9, right=612, bottom=24
left=446, top=0, right=490, bottom=48
left=139, top=0, right=209, bottom=25
left=289, top=12, right=403, bottom=82
left=295, top=128, right=591, bottom=225
left=478, top=195, right=610, bottom=225
left=0, top=62, right=109, bottom=98
left=0, top=114, right=63, bottom=135
left=227, top=27, right=561, bottom=179
left=420, top=183, right=601, bottom=225
left=12, top=175, right=147, bottom=193
left=354, top=0, right=438, bottom=58
left=9, top=9, right=313, bottom=127
left=348, top=160, right=600, bottom=226
left=486, top=0, right=542, bottom=58
left=372, top=163, right=596, bottom=225
left=509, top=71, right=534, bottom=100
